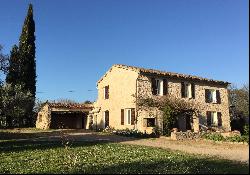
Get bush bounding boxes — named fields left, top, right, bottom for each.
left=225, top=135, right=248, bottom=143
left=162, top=105, right=177, bottom=136
left=243, top=124, right=249, bottom=135
left=202, top=132, right=249, bottom=144
left=104, top=128, right=160, bottom=138
left=201, top=132, right=225, bottom=141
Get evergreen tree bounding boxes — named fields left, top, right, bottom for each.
left=18, top=4, right=36, bottom=98
left=6, top=45, right=20, bottom=85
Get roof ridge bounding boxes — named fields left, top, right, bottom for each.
left=113, top=64, right=229, bottom=85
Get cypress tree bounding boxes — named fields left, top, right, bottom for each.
left=18, top=4, right=36, bottom=97
left=6, top=45, right=20, bottom=85
left=18, top=4, right=36, bottom=126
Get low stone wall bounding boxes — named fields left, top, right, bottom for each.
left=171, top=130, right=242, bottom=141
left=171, top=131, right=201, bottom=140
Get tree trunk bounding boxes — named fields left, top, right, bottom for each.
left=6, top=116, right=13, bottom=128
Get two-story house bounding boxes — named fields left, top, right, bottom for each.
left=89, top=64, right=231, bottom=133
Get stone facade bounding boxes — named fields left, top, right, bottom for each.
left=36, top=104, right=51, bottom=129
left=36, top=103, right=93, bottom=129
left=90, top=64, right=231, bottom=133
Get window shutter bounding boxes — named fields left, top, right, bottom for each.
left=151, top=78, right=157, bottom=95
left=191, top=83, right=195, bottom=99
left=163, top=79, right=168, bottom=95
left=131, top=108, right=135, bottom=125
left=106, top=86, right=109, bottom=99
left=104, top=86, right=109, bottom=99
left=217, top=112, right=222, bottom=127
left=216, top=90, right=221, bottom=104
left=181, top=82, right=185, bottom=98
left=206, top=111, right=211, bottom=126
left=121, top=109, right=124, bottom=125
left=205, top=89, right=210, bottom=103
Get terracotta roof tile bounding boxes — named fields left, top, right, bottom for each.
left=47, top=102, right=93, bottom=110
left=113, top=64, right=230, bottom=85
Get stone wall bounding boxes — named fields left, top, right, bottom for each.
left=136, top=73, right=231, bottom=133
left=36, top=104, right=51, bottom=129
left=171, top=131, right=201, bottom=140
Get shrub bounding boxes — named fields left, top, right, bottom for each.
left=162, top=105, right=177, bottom=136
left=201, top=132, right=225, bottom=141
left=106, top=128, right=160, bottom=138
left=202, top=132, right=249, bottom=144
left=243, top=124, right=249, bottom=136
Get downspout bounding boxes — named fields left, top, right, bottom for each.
left=135, top=77, right=138, bottom=130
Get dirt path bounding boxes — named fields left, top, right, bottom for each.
left=66, top=132, right=249, bottom=163
left=120, top=137, right=249, bottom=163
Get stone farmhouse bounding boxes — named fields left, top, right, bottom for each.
left=89, top=64, right=231, bottom=133
left=36, top=64, right=231, bottom=134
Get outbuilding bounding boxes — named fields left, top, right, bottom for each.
left=36, top=102, right=93, bottom=129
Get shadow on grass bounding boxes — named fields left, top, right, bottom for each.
left=41, top=152, right=248, bottom=174
left=0, top=129, right=92, bottom=140
left=83, top=159, right=249, bottom=174
left=0, top=129, right=146, bottom=153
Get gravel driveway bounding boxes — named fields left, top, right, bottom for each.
left=65, top=131, right=249, bottom=163
left=121, top=137, right=249, bottom=163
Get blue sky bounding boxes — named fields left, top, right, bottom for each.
left=0, top=0, right=249, bottom=102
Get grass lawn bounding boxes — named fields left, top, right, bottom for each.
left=0, top=139, right=248, bottom=174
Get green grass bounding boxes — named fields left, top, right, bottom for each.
left=0, top=140, right=248, bottom=174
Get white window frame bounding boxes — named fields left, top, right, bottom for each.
left=208, top=89, right=217, bottom=103
left=211, top=111, right=218, bottom=126
left=211, top=90, right=217, bottom=103
left=185, top=83, right=192, bottom=98
left=125, top=109, right=131, bottom=125
left=156, top=79, right=163, bottom=96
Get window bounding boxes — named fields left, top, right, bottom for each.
left=207, top=111, right=222, bottom=127
left=103, top=111, right=109, bottom=128
left=209, top=90, right=217, bottom=103
left=181, top=82, right=194, bottom=98
left=126, top=109, right=131, bottom=125
left=205, top=89, right=220, bottom=103
left=121, top=108, right=135, bottom=125
left=156, top=79, right=163, bottom=96
left=143, top=118, right=156, bottom=127
left=152, top=78, right=168, bottom=96
left=104, top=86, right=109, bottom=99
left=211, top=111, right=218, bottom=125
